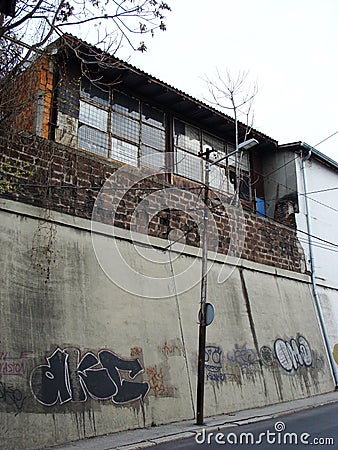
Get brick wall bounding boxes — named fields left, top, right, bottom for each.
left=0, top=131, right=306, bottom=273
left=2, top=58, right=53, bottom=138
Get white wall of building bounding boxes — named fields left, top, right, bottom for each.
left=296, top=156, right=338, bottom=288
left=295, top=154, right=338, bottom=373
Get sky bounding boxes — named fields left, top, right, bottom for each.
left=116, top=0, right=338, bottom=162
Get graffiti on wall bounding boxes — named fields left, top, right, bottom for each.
left=333, top=344, right=338, bottom=365
left=205, top=345, right=224, bottom=382
left=130, top=347, right=143, bottom=358
left=259, top=345, right=275, bottom=367
left=205, top=335, right=318, bottom=383
left=145, top=365, right=177, bottom=397
left=30, top=347, right=149, bottom=406
left=274, top=336, right=312, bottom=372
left=227, top=343, right=259, bottom=372
left=0, top=351, right=33, bottom=376
left=158, top=339, right=183, bottom=357
left=205, top=345, right=241, bottom=383
left=0, top=381, right=26, bottom=414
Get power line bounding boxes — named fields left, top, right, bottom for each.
left=315, top=130, right=338, bottom=147
left=3, top=161, right=338, bottom=251
left=264, top=156, right=297, bottom=178
left=250, top=155, right=338, bottom=215
left=240, top=202, right=338, bottom=250
left=304, top=186, right=338, bottom=195
left=4, top=179, right=338, bottom=254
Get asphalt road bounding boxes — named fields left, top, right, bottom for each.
left=154, top=402, right=338, bottom=449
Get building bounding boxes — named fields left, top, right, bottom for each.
left=261, top=141, right=338, bottom=384
left=0, top=36, right=336, bottom=449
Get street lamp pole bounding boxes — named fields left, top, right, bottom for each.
left=196, top=138, right=259, bottom=426
left=196, top=146, right=211, bottom=425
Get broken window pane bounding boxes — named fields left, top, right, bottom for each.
left=174, top=120, right=200, bottom=155
left=113, top=91, right=139, bottom=119
left=80, top=78, right=109, bottom=107
left=202, top=133, right=227, bottom=166
left=142, top=104, right=165, bottom=129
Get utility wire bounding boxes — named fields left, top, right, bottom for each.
left=5, top=178, right=338, bottom=253
left=3, top=156, right=338, bottom=250
left=250, top=155, right=338, bottom=214
left=315, top=130, right=338, bottom=147
left=4, top=175, right=338, bottom=250
left=240, top=202, right=338, bottom=250
left=306, top=186, right=338, bottom=195
left=2, top=150, right=338, bottom=213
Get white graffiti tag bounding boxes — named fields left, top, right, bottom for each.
left=274, top=336, right=312, bottom=372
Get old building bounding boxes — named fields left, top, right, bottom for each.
left=0, top=36, right=336, bottom=449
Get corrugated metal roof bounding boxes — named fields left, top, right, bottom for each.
left=54, top=34, right=277, bottom=147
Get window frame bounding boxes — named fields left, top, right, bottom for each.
left=77, top=80, right=251, bottom=199
left=78, top=82, right=166, bottom=167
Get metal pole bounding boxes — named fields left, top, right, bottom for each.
left=196, top=153, right=210, bottom=425
left=195, top=139, right=258, bottom=425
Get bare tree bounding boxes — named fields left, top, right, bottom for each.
left=0, top=1, right=172, bottom=128
left=0, top=1, right=172, bottom=195
left=206, top=69, right=257, bottom=148
left=0, top=1, right=171, bottom=76
left=205, top=69, right=258, bottom=203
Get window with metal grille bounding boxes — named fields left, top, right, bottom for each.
left=173, top=119, right=250, bottom=198
left=78, top=82, right=166, bottom=168
left=78, top=124, right=109, bottom=158
left=77, top=80, right=250, bottom=198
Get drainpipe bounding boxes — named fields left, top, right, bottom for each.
left=301, top=143, right=338, bottom=388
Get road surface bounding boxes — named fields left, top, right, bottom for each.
left=154, top=402, right=337, bottom=449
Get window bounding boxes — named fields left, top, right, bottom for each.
left=202, top=133, right=229, bottom=192
left=78, top=125, right=108, bottom=158
left=79, top=101, right=108, bottom=131
left=174, top=120, right=203, bottom=182
left=173, top=119, right=249, bottom=197
left=78, top=81, right=166, bottom=168
left=80, top=78, right=109, bottom=107
left=78, top=82, right=110, bottom=158
left=140, top=104, right=165, bottom=170
left=77, top=80, right=250, bottom=199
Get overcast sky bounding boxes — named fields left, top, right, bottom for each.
left=116, top=0, right=338, bottom=162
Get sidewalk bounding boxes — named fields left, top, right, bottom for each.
left=48, top=390, right=338, bottom=450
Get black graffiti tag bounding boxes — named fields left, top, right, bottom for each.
left=30, top=347, right=149, bottom=406
left=0, top=381, right=26, bottom=414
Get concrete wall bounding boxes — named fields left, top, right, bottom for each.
left=0, top=199, right=334, bottom=449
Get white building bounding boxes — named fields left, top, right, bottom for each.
left=262, top=141, right=338, bottom=385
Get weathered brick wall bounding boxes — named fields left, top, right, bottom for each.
left=2, top=58, right=53, bottom=138
left=0, top=131, right=306, bottom=272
